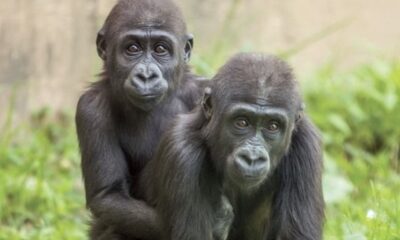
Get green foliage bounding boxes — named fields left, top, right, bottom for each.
left=303, top=60, right=400, bottom=239
left=305, top=60, right=400, bottom=161
left=0, top=110, right=88, bottom=240
left=0, top=60, right=399, bottom=239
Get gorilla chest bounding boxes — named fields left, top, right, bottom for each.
left=230, top=194, right=272, bottom=240
left=118, top=107, right=184, bottom=175
left=119, top=119, right=167, bottom=174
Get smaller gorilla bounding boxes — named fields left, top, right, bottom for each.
left=139, top=53, right=324, bottom=240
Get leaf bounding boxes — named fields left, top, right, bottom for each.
left=322, top=156, right=354, bottom=204
left=328, top=114, right=351, bottom=135
left=383, top=91, right=397, bottom=111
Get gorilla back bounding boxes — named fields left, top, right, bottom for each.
left=140, top=53, right=324, bottom=240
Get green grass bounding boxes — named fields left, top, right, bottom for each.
left=306, top=59, right=400, bottom=240
left=0, top=111, right=88, bottom=239
left=0, top=59, right=399, bottom=239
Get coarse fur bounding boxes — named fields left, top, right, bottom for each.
left=75, top=0, right=206, bottom=239
left=139, top=53, right=324, bottom=240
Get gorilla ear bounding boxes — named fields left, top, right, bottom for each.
left=184, top=34, right=194, bottom=62
left=201, top=87, right=212, bottom=120
left=96, top=28, right=107, bottom=61
left=296, top=102, right=306, bottom=122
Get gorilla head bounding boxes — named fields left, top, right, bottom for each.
left=202, top=53, right=302, bottom=190
left=96, top=0, right=193, bottom=111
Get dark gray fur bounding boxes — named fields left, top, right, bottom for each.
left=140, top=53, right=324, bottom=240
left=76, top=0, right=207, bottom=239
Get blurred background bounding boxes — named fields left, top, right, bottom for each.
left=0, top=0, right=399, bottom=239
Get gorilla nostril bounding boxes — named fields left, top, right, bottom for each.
left=148, top=73, right=159, bottom=80
left=135, top=73, right=147, bottom=82
left=255, top=157, right=267, bottom=164
left=239, top=154, right=252, bottom=166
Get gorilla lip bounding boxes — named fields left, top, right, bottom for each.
left=130, top=91, right=163, bottom=101
left=139, top=93, right=160, bottom=99
left=232, top=160, right=269, bottom=181
left=229, top=170, right=267, bottom=189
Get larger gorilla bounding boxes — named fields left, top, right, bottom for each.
left=140, top=53, right=325, bottom=240
left=75, top=0, right=205, bottom=239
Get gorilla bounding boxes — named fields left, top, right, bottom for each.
left=139, top=53, right=324, bottom=240
left=75, top=0, right=206, bottom=239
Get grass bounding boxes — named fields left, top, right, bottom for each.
left=306, top=59, right=400, bottom=240
left=0, top=111, right=88, bottom=239
left=0, top=59, right=399, bottom=239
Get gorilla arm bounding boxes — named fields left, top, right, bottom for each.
left=76, top=91, right=163, bottom=240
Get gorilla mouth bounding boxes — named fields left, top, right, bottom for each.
left=129, top=91, right=164, bottom=102
left=228, top=160, right=269, bottom=188
left=238, top=169, right=267, bottom=182
left=231, top=173, right=266, bottom=190
left=125, top=92, right=165, bottom=111
left=233, top=159, right=269, bottom=177
left=139, top=93, right=161, bottom=100
left=124, top=80, right=167, bottom=103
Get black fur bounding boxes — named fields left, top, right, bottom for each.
left=75, top=0, right=206, bottom=239
left=140, top=53, right=324, bottom=240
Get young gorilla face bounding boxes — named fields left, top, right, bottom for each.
left=203, top=53, right=301, bottom=190
left=222, top=102, right=293, bottom=188
left=114, top=28, right=185, bottom=110
left=97, top=0, right=193, bottom=111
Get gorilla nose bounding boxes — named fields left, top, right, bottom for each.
left=132, top=63, right=162, bottom=85
left=135, top=71, right=159, bottom=82
left=235, top=147, right=270, bottom=173
left=238, top=153, right=267, bottom=167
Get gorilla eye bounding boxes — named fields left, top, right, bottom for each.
left=126, top=44, right=141, bottom=55
left=234, top=119, right=250, bottom=129
left=266, top=121, right=280, bottom=132
left=154, top=44, right=169, bottom=55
